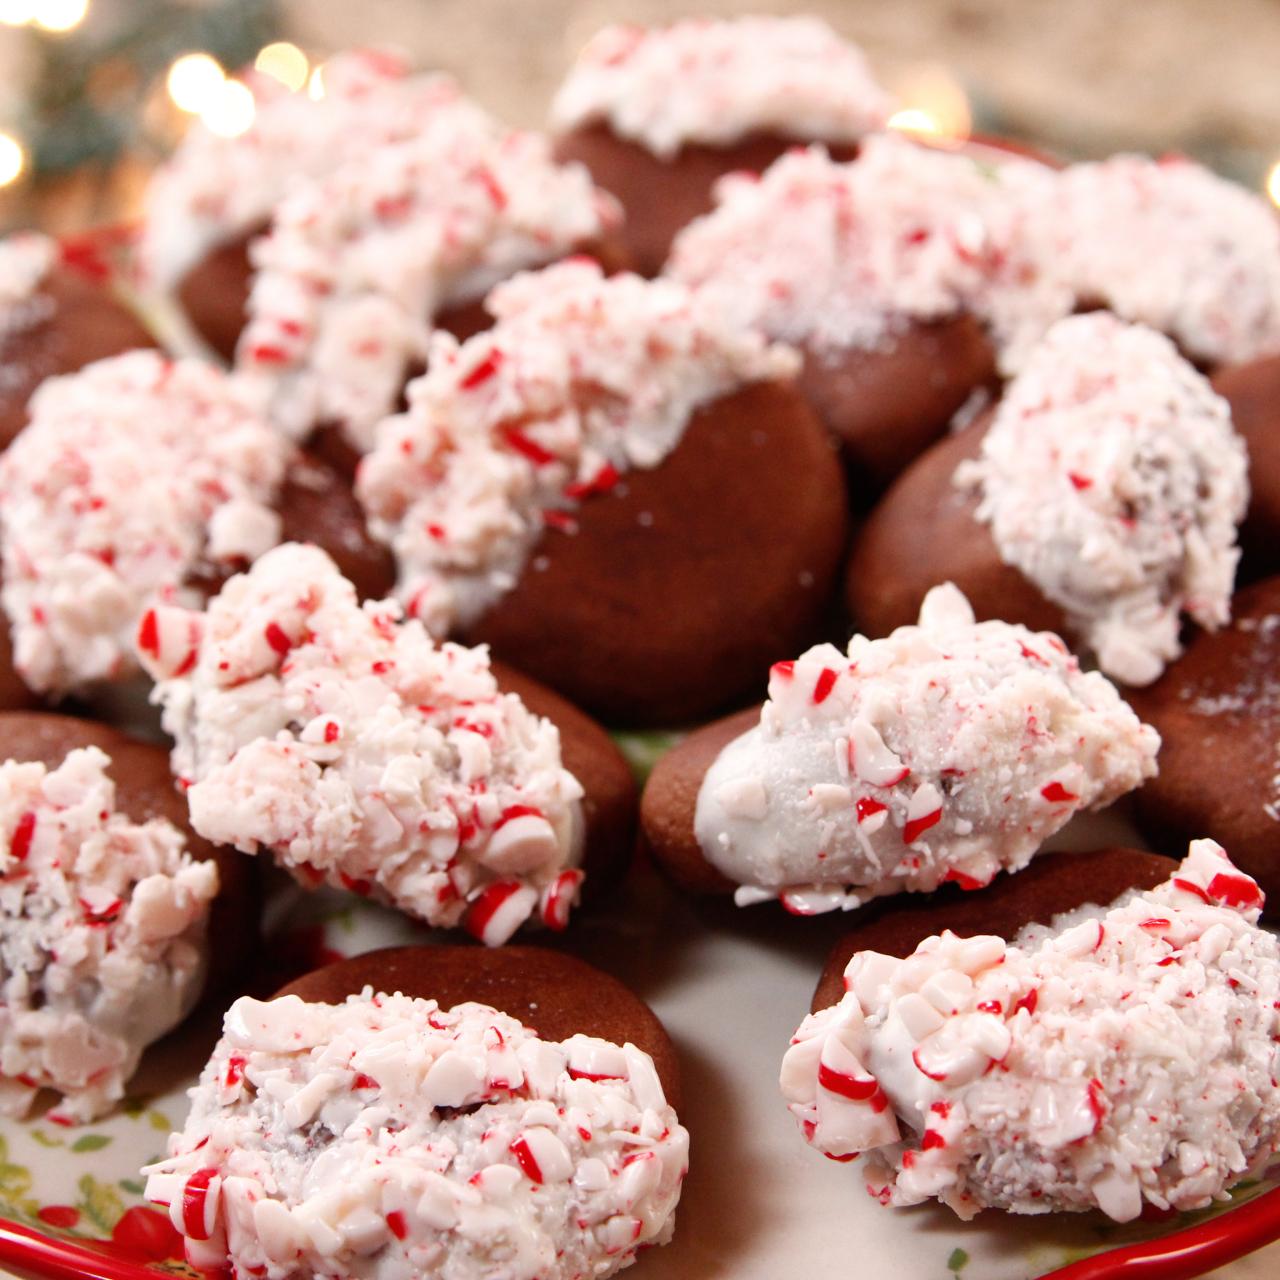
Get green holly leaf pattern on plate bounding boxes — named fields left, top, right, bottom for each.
left=28, top=1129, right=64, bottom=1149
left=75, top=1172, right=124, bottom=1234
left=948, top=1246, right=969, bottom=1274
left=0, top=1135, right=38, bottom=1221
left=70, top=1133, right=112, bottom=1153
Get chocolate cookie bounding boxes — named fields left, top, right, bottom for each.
left=490, top=661, right=638, bottom=898
left=640, top=706, right=759, bottom=895
left=0, top=263, right=156, bottom=452
left=1127, top=576, right=1280, bottom=907
left=639, top=586, right=1157, bottom=914
left=845, top=410, right=1066, bottom=638
left=795, top=314, right=998, bottom=503
left=466, top=380, right=847, bottom=726
left=0, top=710, right=256, bottom=997
left=1211, top=355, right=1280, bottom=580
left=848, top=313, right=1245, bottom=694
left=810, top=847, right=1176, bottom=1011
left=555, top=124, right=857, bottom=277
left=278, top=944, right=679, bottom=1105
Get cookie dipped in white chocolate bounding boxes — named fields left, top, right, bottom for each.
left=695, top=584, right=1158, bottom=914
left=140, top=543, right=585, bottom=945
left=551, top=16, right=891, bottom=160
left=0, top=350, right=290, bottom=697
left=0, top=747, right=217, bottom=1123
left=144, top=989, right=688, bottom=1279
left=956, top=314, right=1248, bottom=686
left=356, top=259, right=798, bottom=636
left=236, top=112, right=620, bottom=454
left=781, top=840, right=1280, bottom=1222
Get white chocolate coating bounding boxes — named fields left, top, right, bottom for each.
left=956, top=314, right=1248, bottom=686
left=356, top=259, right=798, bottom=635
left=236, top=112, right=620, bottom=454
left=667, top=136, right=1063, bottom=374
left=551, top=16, right=892, bottom=158
left=138, top=52, right=476, bottom=292
left=0, top=232, right=56, bottom=346
left=1033, top=153, right=1280, bottom=367
left=695, top=585, right=1158, bottom=914
left=144, top=990, right=688, bottom=1279
left=781, top=840, right=1280, bottom=1222
left=0, top=351, right=290, bottom=696
left=141, top=544, right=584, bottom=945
left=0, top=747, right=217, bottom=1123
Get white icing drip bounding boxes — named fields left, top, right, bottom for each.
left=695, top=584, right=1158, bottom=913
left=0, top=233, right=57, bottom=343
left=666, top=136, right=1064, bottom=369
left=0, top=747, right=217, bottom=1123
left=1031, top=154, right=1280, bottom=367
left=141, top=543, right=584, bottom=944
left=0, top=351, right=290, bottom=696
left=356, top=259, right=798, bottom=635
left=956, top=314, right=1248, bottom=686
left=138, top=52, right=474, bottom=291
left=550, top=16, right=892, bottom=158
left=144, top=990, right=688, bottom=1279
left=235, top=112, right=620, bottom=454
left=781, top=840, right=1280, bottom=1222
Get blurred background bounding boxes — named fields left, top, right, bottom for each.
left=0, top=0, right=1278, bottom=233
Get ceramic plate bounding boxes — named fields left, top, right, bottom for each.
left=0, top=745, right=1276, bottom=1280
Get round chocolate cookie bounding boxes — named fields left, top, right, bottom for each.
left=465, top=380, right=848, bottom=727
left=490, top=660, right=638, bottom=898
left=796, top=314, right=998, bottom=503
left=810, top=847, right=1176, bottom=1012
left=0, top=264, right=156, bottom=452
left=845, top=410, right=1068, bottom=639
left=639, top=705, right=759, bottom=896
left=1210, top=355, right=1280, bottom=580
left=1127, top=576, right=1280, bottom=907
left=554, top=124, right=857, bottom=277
left=0, top=711, right=256, bottom=997
left=277, top=944, right=680, bottom=1106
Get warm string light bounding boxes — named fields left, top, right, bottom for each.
left=1266, top=159, right=1280, bottom=210
left=255, top=40, right=309, bottom=91
left=0, top=131, right=26, bottom=187
left=0, top=0, right=87, bottom=30
left=166, top=52, right=256, bottom=138
left=886, top=63, right=972, bottom=148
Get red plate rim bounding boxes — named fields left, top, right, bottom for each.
left=1, top=1182, right=1279, bottom=1280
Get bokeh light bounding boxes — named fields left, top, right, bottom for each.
left=0, top=132, right=27, bottom=187
left=200, top=78, right=256, bottom=137
left=31, top=0, right=88, bottom=31
left=167, top=52, right=226, bottom=114
left=255, top=41, right=309, bottom=92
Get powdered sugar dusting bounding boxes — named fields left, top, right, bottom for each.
left=141, top=543, right=584, bottom=944
left=356, top=259, right=797, bottom=635
left=144, top=990, right=687, bottom=1279
left=0, top=351, right=290, bottom=696
left=0, top=746, right=217, bottom=1124
left=782, top=839, right=1280, bottom=1221
left=551, top=16, right=892, bottom=158
left=1033, top=154, right=1280, bottom=367
left=236, top=114, right=620, bottom=454
left=138, top=52, right=477, bottom=291
left=696, top=584, right=1158, bottom=914
left=666, top=136, right=1063, bottom=370
left=957, top=314, right=1247, bottom=686
left=0, top=232, right=56, bottom=343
